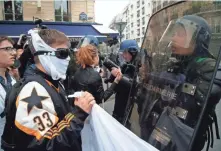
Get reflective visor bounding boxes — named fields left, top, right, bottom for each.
left=159, top=19, right=199, bottom=49
left=76, top=37, right=97, bottom=49
left=77, top=37, right=90, bottom=48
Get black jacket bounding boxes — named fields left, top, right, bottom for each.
left=2, top=65, right=88, bottom=151
left=112, top=58, right=139, bottom=120
left=71, top=66, right=117, bottom=104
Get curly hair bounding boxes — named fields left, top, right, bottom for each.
left=76, top=44, right=98, bottom=68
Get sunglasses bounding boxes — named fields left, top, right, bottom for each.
left=0, top=47, right=16, bottom=52
left=34, top=48, right=70, bottom=59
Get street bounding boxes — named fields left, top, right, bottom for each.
left=101, top=94, right=115, bottom=115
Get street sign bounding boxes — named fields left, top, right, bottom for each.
left=79, top=12, right=87, bottom=21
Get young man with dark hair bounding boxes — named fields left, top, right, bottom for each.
left=0, top=36, right=17, bottom=150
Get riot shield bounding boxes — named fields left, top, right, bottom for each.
left=126, top=1, right=221, bottom=151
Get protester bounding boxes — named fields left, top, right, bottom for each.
left=71, top=44, right=122, bottom=104
left=111, top=39, right=140, bottom=124
left=2, top=29, right=95, bottom=151
left=0, top=36, right=16, bottom=151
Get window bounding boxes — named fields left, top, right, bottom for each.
left=137, top=19, right=140, bottom=27
left=131, top=4, right=133, bottom=9
left=137, top=10, right=140, bottom=18
left=142, top=7, right=145, bottom=15
left=126, top=25, right=130, bottom=32
left=126, top=11, right=129, bottom=18
left=55, top=0, right=69, bottom=21
left=137, top=0, right=140, bottom=8
left=157, top=0, right=161, bottom=7
left=142, top=27, right=145, bottom=35
left=131, top=14, right=133, bottom=18
left=142, top=0, right=145, bottom=5
left=142, top=17, right=145, bottom=25
left=131, top=30, right=134, bottom=35
left=137, top=29, right=140, bottom=36
left=126, top=34, right=131, bottom=39
left=153, top=1, right=156, bottom=8
left=131, top=22, right=133, bottom=27
left=212, top=17, right=221, bottom=33
left=3, top=0, right=23, bottom=21
left=136, top=38, right=140, bottom=43
left=157, top=1, right=161, bottom=11
left=163, top=1, right=168, bottom=7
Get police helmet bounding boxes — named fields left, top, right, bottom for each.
left=77, top=35, right=99, bottom=49
left=119, top=39, right=139, bottom=54
left=180, top=15, right=213, bottom=57
left=160, top=15, right=213, bottom=58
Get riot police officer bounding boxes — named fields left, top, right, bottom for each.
left=138, top=15, right=221, bottom=151
left=111, top=39, right=141, bottom=124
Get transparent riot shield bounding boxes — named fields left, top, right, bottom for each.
left=126, top=1, right=221, bottom=151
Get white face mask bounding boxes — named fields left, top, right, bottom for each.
left=28, top=29, right=70, bottom=80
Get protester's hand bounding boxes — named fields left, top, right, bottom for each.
left=114, top=70, right=122, bottom=84
left=16, top=49, right=24, bottom=59
left=74, top=92, right=96, bottom=113
left=111, top=67, right=120, bottom=77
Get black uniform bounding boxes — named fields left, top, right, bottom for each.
left=112, top=56, right=139, bottom=123
left=2, top=65, right=88, bottom=151
left=136, top=15, right=221, bottom=151
left=71, top=66, right=117, bottom=104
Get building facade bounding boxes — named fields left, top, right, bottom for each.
left=151, top=0, right=179, bottom=14
left=109, top=0, right=152, bottom=47
left=0, top=0, right=95, bottom=22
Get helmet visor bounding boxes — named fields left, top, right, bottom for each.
left=159, top=19, right=199, bottom=49
left=77, top=37, right=97, bottom=49
left=76, top=37, right=92, bottom=49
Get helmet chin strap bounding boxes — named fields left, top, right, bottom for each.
left=169, top=53, right=193, bottom=74
left=171, top=53, right=191, bottom=61
left=169, top=42, right=193, bottom=64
